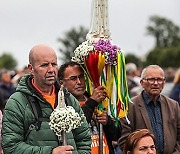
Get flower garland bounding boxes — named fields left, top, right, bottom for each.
left=94, top=39, right=120, bottom=65
left=72, top=40, right=94, bottom=64
left=72, top=39, right=131, bottom=120
left=72, top=39, right=120, bottom=65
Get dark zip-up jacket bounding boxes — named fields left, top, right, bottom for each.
left=82, top=92, right=121, bottom=154
left=2, top=74, right=91, bottom=154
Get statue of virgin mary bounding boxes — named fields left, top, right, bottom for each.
left=86, top=0, right=111, bottom=42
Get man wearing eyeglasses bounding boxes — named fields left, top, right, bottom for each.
left=119, top=65, right=180, bottom=154
left=58, top=61, right=121, bottom=154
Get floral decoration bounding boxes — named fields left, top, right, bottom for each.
left=49, top=106, right=85, bottom=136
left=72, top=38, right=131, bottom=120
left=49, top=86, right=85, bottom=137
left=72, top=40, right=94, bottom=64
left=94, top=39, right=120, bottom=65
left=72, top=39, right=121, bottom=65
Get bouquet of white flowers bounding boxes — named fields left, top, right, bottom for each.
left=49, top=86, right=85, bottom=145
left=49, top=106, right=85, bottom=135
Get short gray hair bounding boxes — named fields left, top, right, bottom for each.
left=141, top=65, right=164, bottom=79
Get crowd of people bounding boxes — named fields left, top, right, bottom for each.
left=0, top=44, right=179, bottom=154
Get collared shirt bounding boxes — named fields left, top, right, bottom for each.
left=142, top=90, right=164, bottom=154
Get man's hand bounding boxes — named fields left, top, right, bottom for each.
left=96, top=111, right=108, bottom=125
left=52, top=145, right=74, bottom=154
left=90, top=86, right=107, bottom=103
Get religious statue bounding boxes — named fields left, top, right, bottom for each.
left=86, top=0, right=111, bottom=42
left=73, top=1, right=130, bottom=153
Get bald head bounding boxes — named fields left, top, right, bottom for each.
left=28, top=44, right=58, bottom=91
left=29, top=44, right=57, bottom=66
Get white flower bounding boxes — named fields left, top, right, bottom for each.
left=72, top=40, right=94, bottom=64
left=49, top=106, right=85, bottom=136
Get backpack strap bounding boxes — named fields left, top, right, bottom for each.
left=26, top=95, right=42, bottom=128
left=23, top=94, right=49, bottom=141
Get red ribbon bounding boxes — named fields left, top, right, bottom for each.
left=85, top=51, right=100, bottom=88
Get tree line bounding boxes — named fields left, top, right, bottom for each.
left=125, top=15, right=180, bottom=68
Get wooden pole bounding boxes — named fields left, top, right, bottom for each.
left=62, top=130, right=67, bottom=145
left=98, top=123, right=103, bottom=154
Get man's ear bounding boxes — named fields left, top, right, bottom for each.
left=140, top=79, right=143, bottom=85
left=140, top=79, right=145, bottom=89
left=28, top=64, right=33, bottom=73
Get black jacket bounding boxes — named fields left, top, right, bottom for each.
left=81, top=92, right=121, bottom=154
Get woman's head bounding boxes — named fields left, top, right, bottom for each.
left=123, top=129, right=156, bottom=154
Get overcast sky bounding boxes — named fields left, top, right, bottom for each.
left=0, top=0, right=180, bottom=69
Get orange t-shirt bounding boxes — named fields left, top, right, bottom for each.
left=79, top=101, right=86, bottom=107
left=32, top=79, right=56, bottom=108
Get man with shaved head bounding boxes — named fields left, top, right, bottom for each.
left=2, top=44, right=91, bottom=154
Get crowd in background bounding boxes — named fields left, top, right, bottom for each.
left=0, top=67, right=31, bottom=111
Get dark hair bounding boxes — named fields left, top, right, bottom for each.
left=123, top=129, right=156, bottom=154
left=58, top=61, right=82, bottom=80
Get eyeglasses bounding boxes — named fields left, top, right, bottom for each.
left=63, top=74, right=85, bottom=82
left=143, top=77, right=165, bottom=84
